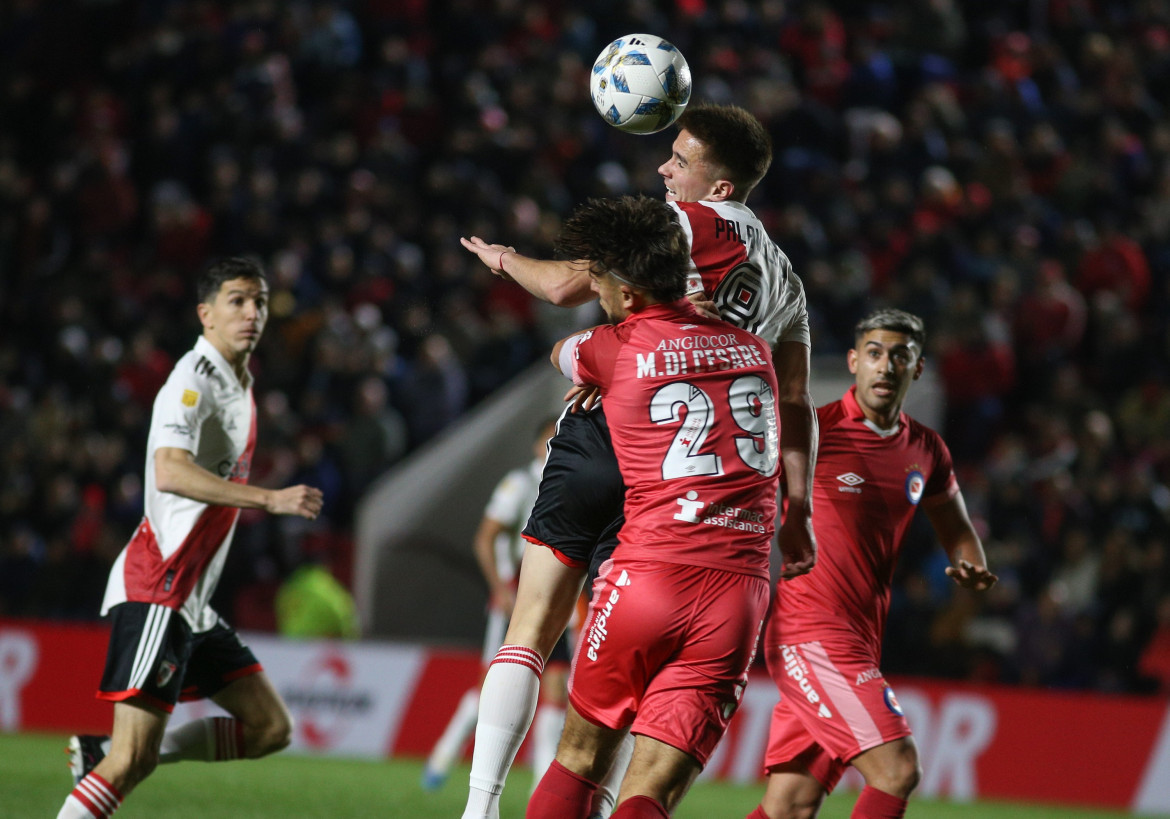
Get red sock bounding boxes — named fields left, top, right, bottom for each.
left=526, top=759, right=597, bottom=819
left=852, top=786, right=907, bottom=818
left=612, top=795, right=670, bottom=818
left=746, top=807, right=772, bottom=819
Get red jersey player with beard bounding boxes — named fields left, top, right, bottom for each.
left=526, top=195, right=783, bottom=819
left=749, top=309, right=997, bottom=819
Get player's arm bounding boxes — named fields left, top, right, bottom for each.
left=471, top=515, right=514, bottom=615
left=460, top=236, right=595, bottom=306
left=773, top=339, right=818, bottom=579
left=925, top=492, right=998, bottom=591
left=154, top=447, right=323, bottom=519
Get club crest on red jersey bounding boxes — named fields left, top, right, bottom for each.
left=905, top=470, right=925, bottom=505
left=884, top=685, right=904, bottom=716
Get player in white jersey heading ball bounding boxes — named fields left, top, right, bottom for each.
left=458, top=104, right=818, bottom=819
left=58, top=257, right=323, bottom=819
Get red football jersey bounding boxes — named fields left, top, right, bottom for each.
left=571, top=299, right=781, bottom=579
left=772, top=386, right=959, bottom=651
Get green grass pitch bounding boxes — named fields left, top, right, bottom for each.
left=5, top=731, right=1147, bottom=818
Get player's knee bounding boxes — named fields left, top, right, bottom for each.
left=869, top=753, right=921, bottom=798
left=896, top=756, right=922, bottom=795
left=250, top=708, right=293, bottom=757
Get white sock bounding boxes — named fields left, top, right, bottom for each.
left=159, top=716, right=242, bottom=762
left=58, top=773, right=122, bottom=818
left=590, top=732, right=634, bottom=818
left=529, top=703, right=565, bottom=794
left=58, top=795, right=102, bottom=819
left=461, top=645, right=544, bottom=819
left=427, top=688, right=480, bottom=774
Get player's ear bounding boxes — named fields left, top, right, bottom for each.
left=913, top=355, right=925, bottom=380
left=847, top=348, right=859, bottom=374
left=197, top=301, right=213, bottom=329
left=710, top=178, right=734, bottom=201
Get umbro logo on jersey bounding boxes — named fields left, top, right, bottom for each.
left=837, top=472, right=864, bottom=494
left=615, top=570, right=631, bottom=587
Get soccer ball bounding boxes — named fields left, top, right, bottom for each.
left=589, top=34, right=692, bottom=135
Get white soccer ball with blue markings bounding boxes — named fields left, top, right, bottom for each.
left=590, top=34, right=691, bottom=135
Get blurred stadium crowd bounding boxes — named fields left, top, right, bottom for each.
left=2, top=0, right=1169, bottom=694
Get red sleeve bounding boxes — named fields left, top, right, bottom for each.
left=922, top=426, right=960, bottom=506
left=573, top=324, right=627, bottom=391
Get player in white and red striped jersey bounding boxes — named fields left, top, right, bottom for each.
left=457, top=104, right=817, bottom=819
left=523, top=195, right=781, bottom=819
left=748, top=310, right=998, bottom=819
left=57, top=257, right=323, bottom=819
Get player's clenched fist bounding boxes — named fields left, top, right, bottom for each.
left=268, top=485, right=324, bottom=519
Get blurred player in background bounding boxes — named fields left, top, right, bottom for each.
left=421, top=417, right=571, bottom=794
left=57, top=257, right=324, bottom=819
left=748, top=309, right=997, bottom=819
left=526, top=194, right=782, bottom=819
left=459, top=103, right=817, bottom=819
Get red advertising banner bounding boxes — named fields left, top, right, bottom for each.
left=3, top=619, right=1167, bottom=814
left=0, top=619, right=112, bottom=735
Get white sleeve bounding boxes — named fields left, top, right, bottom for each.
left=151, top=365, right=214, bottom=453
left=483, top=469, right=528, bottom=526
left=558, top=333, right=588, bottom=381
left=773, top=267, right=811, bottom=347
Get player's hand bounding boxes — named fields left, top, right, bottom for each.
left=687, top=291, right=720, bottom=320
left=268, top=485, right=324, bottom=519
left=460, top=236, right=515, bottom=280
left=777, top=515, right=816, bottom=579
left=945, top=559, right=998, bottom=591
left=564, top=383, right=601, bottom=412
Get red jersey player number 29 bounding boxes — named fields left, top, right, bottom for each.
left=649, top=374, right=778, bottom=480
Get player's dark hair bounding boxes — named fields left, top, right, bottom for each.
left=555, top=195, right=689, bottom=303
left=675, top=104, right=772, bottom=197
left=854, top=309, right=926, bottom=349
left=197, top=256, right=267, bottom=304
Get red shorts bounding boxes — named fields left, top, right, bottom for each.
left=568, top=558, right=768, bottom=767
left=762, top=636, right=911, bottom=790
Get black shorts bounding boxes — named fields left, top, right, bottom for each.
left=97, top=602, right=262, bottom=714
left=522, top=405, right=625, bottom=582
left=549, top=629, right=573, bottom=665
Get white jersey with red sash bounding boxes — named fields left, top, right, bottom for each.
left=102, top=336, right=257, bottom=633
left=671, top=199, right=809, bottom=349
